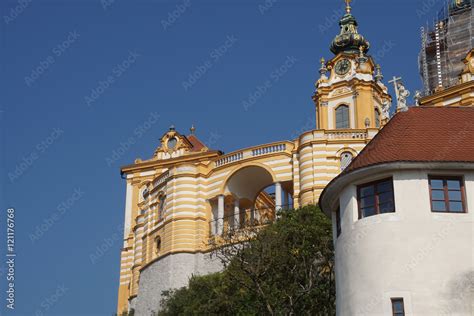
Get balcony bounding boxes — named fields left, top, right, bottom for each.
left=299, top=128, right=378, bottom=145
left=214, top=141, right=293, bottom=168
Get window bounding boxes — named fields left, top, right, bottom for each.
left=357, top=178, right=395, bottom=219
left=315, top=107, right=319, bottom=129
left=167, top=137, right=177, bottom=149
left=429, top=176, right=466, bottom=213
left=336, top=207, right=341, bottom=237
left=158, top=194, right=166, bottom=220
left=335, top=105, right=350, bottom=129
left=391, top=298, right=405, bottom=316
left=340, top=152, right=353, bottom=171
left=375, top=108, right=381, bottom=128
left=155, top=236, right=162, bottom=254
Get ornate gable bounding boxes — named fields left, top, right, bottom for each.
left=151, top=126, right=209, bottom=160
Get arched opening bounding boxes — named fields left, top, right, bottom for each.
left=210, top=165, right=293, bottom=236
left=335, top=105, right=350, bottom=129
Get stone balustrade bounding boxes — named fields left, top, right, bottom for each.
left=326, top=130, right=368, bottom=140
left=300, top=128, right=377, bottom=145
left=252, top=143, right=286, bottom=156
left=215, top=152, right=244, bottom=167
left=214, top=142, right=291, bottom=168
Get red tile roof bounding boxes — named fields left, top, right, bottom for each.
left=187, top=134, right=207, bottom=152
left=345, top=107, right=474, bottom=173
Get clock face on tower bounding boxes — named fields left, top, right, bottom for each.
left=335, top=59, right=351, bottom=76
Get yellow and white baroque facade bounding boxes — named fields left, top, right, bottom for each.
left=117, top=130, right=382, bottom=313
left=117, top=44, right=392, bottom=316
left=116, top=2, right=474, bottom=313
left=116, top=3, right=393, bottom=313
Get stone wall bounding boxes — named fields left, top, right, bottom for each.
left=133, top=252, right=223, bottom=315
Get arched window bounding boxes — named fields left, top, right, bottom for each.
left=335, top=105, right=350, bottom=129
left=155, top=236, right=162, bottom=254
left=375, top=108, right=381, bottom=128
left=340, top=152, right=353, bottom=171
left=140, top=186, right=149, bottom=202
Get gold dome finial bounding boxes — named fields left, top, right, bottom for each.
left=190, top=124, right=196, bottom=135
left=345, top=0, right=352, bottom=14
left=320, top=57, right=325, bottom=67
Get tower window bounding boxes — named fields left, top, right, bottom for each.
left=357, top=178, right=395, bottom=219
left=375, top=108, right=381, bottom=128
left=340, top=152, right=353, bottom=171
left=391, top=298, right=405, bottom=316
left=429, top=176, right=466, bottom=213
left=335, top=105, right=350, bottom=129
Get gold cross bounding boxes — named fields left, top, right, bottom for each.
left=345, top=0, right=352, bottom=13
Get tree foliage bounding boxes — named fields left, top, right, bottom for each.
left=158, top=205, right=335, bottom=316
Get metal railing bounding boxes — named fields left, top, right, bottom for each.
left=208, top=205, right=293, bottom=237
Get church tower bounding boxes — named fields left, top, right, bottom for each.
left=313, top=0, right=392, bottom=130
left=295, top=0, right=393, bottom=206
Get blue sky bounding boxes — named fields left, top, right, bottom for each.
left=1, top=0, right=446, bottom=314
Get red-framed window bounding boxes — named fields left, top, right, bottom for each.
left=357, top=178, right=395, bottom=219
left=429, top=176, right=466, bottom=213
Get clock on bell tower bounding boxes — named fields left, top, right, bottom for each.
left=313, top=1, right=391, bottom=131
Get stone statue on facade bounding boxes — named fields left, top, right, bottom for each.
left=382, top=99, right=391, bottom=119
left=413, top=90, right=422, bottom=106
left=396, top=82, right=410, bottom=111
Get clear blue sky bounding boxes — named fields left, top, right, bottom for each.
left=1, top=0, right=445, bottom=314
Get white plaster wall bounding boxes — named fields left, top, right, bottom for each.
left=334, top=170, right=474, bottom=315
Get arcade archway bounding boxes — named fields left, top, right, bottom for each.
left=210, top=165, right=293, bottom=236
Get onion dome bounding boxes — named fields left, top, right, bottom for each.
left=330, top=1, right=370, bottom=55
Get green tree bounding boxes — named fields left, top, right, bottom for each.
left=158, top=205, right=335, bottom=316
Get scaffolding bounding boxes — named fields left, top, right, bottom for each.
left=419, top=0, right=473, bottom=95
